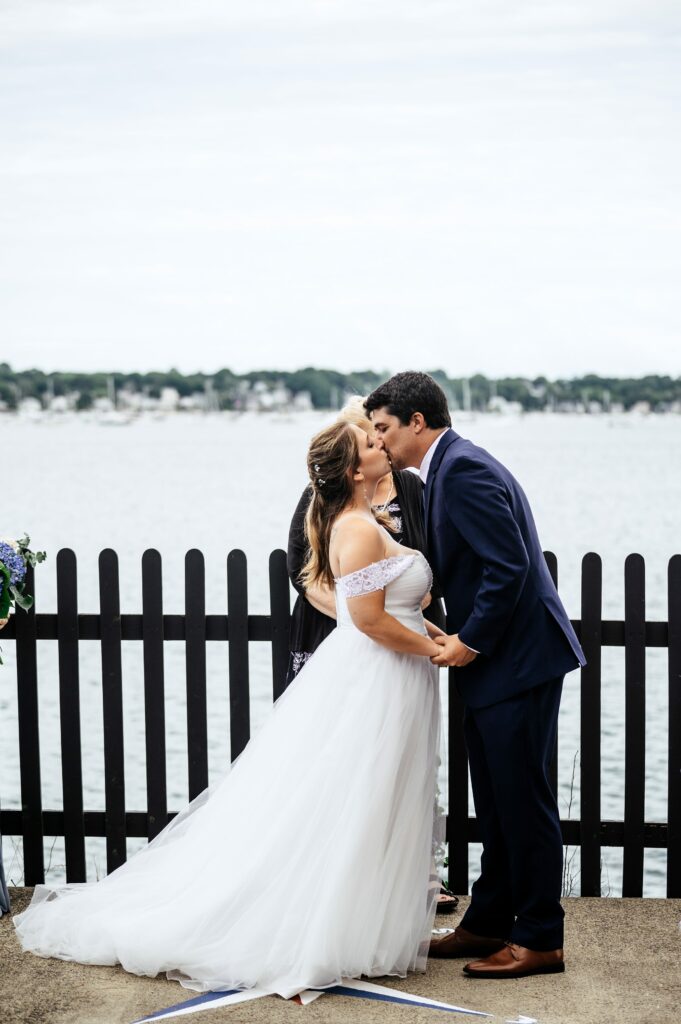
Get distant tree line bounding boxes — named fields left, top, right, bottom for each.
left=1, top=363, right=679, bottom=413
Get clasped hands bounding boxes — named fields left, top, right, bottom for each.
left=430, top=633, right=478, bottom=668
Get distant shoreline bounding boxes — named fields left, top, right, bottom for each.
left=1, top=363, right=680, bottom=416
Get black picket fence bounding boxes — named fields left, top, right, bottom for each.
left=1, top=550, right=680, bottom=898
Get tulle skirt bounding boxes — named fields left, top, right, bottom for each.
left=14, top=626, right=443, bottom=999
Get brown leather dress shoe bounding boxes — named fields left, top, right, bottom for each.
left=463, top=942, right=565, bottom=978
left=429, top=926, right=505, bottom=959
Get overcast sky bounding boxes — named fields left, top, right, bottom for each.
left=2, top=0, right=680, bottom=378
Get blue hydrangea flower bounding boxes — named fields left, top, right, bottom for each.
left=0, top=542, right=26, bottom=587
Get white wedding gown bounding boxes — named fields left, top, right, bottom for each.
left=15, top=551, right=443, bottom=999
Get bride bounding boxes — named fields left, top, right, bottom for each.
left=14, top=419, right=446, bottom=999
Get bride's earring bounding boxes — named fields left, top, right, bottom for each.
left=354, top=470, right=370, bottom=509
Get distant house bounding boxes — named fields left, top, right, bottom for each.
left=487, top=395, right=523, bottom=415
left=93, top=396, right=115, bottom=413
left=18, top=397, right=43, bottom=416
left=241, top=380, right=293, bottom=412
left=292, top=390, right=313, bottom=411
left=47, top=395, right=72, bottom=413
left=117, top=389, right=145, bottom=411
left=160, top=387, right=181, bottom=411
left=178, top=392, right=209, bottom=411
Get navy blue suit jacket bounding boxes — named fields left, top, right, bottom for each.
left=424, top=429, right=585, bottom=708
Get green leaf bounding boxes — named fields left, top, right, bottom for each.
left=14, top=535, right=46, bottom=567
left=0, top=565, right=10, bottom=619
left=9, top=586, right=33, bottom=612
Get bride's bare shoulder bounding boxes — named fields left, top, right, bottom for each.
left=330, top=514, right=386, bottom=578
left=332, top=511, right=377, bottom=532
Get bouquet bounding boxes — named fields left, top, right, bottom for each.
left=0, top=535, right=46, bottom=662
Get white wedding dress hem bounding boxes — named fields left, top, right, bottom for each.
left=15, top=552, right=444, bottom=1000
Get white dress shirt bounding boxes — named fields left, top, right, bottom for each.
left=418, top=430, right=448, bottom=485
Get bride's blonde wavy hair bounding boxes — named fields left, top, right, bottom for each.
left=301, top=419, right=392, bottom=590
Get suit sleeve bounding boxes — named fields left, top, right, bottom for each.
left=442, top=458, right=529, bottom=657
left=287, top=485, right=313, bottom=597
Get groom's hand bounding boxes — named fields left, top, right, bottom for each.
left=430, top=634, right=478, bottom=668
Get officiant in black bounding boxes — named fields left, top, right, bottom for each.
left=285, top=400, right=445, bottom=687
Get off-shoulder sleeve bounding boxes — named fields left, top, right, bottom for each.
left=336, top=555, right=417, bottom=599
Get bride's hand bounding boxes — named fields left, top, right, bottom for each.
left=430, top=634, right=478, bottom=668
left=420, top=592, right=432, bottom=610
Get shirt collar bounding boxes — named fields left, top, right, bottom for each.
left=418, top=430, right=448, bottom=485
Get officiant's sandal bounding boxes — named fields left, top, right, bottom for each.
left=436, top=885, right=459, bottom=914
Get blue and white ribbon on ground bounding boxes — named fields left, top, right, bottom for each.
left=132, top=988, right=270, bottom=1021
left=132, top=977, right=492, bottom=1022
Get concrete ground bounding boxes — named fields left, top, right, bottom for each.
left=1, top=891, right=679, bottom=1024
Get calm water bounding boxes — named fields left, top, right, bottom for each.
left=1, top=411, right=679, bottom=894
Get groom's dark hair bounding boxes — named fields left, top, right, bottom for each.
left=364, top=372, right=451, bottom=429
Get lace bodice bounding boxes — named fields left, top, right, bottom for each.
left=334, top=552, right=433, bottom=633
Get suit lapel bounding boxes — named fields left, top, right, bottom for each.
left=424, top=429, right=460, bottom=545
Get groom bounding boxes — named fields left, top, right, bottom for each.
left=365, top=372, right=585, bottom=979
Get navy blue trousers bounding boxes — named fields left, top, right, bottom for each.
left=460, top=676, right=564, bottom=951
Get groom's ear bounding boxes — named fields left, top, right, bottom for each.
left=411, top=412, right=426, bottom=433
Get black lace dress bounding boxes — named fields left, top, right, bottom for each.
left=285, top=470, right=445, bottom=686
